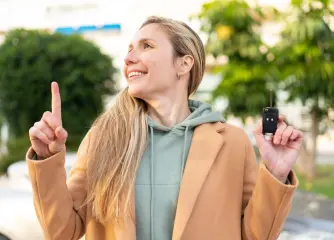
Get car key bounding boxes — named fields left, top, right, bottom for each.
left=262, top=90, right=279, bottom=140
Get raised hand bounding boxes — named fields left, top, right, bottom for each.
left=253, top=115, right=304, bottom=183
left=29, top=82, right=68, bottom=159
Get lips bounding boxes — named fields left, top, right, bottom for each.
left=127, top=70, right=148, bottom=79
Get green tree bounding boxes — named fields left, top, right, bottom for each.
left=0, top=111, right=3, bottom=146
left=194, top=0, right=279, bottom=121
left=275, top=0, right=334, bottom=179
left=0, top=29, right=117, bottom=150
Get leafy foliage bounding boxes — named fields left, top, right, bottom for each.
left=275, top=0, right=334, bottom=115
left=194, top=0, right=279, bottom=120
left=274, top=0, right=334, bottom=178
left=0, top=29, right=117, bottom=148
left=0, top=136, right=30, bottom=174
left=195, top=0, right=334, bottom=179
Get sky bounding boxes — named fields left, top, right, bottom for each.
left=0, top=0, right=290, bottom=31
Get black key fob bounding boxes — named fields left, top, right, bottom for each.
left=262, top=107, right=279, bottom=138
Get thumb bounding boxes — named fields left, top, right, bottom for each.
left=54, top=126, right=68, bottom=145
left=253, top=120, right=266, bottom=149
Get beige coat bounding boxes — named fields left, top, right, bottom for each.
left=26, top=122, right=298, bottom=240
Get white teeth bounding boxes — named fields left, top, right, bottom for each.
left=128, top=71, right=146, bottom=78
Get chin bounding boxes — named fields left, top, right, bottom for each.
left=127, top=85, right=147, bottom=99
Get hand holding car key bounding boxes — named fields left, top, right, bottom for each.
left=252, top=89, right=303, bottom=183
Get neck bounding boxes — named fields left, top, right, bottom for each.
left=146, top=94, right=191, bottom=127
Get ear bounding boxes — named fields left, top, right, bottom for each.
left=176, top=55, right=194, bottom=77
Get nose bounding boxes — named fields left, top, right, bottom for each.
left=124, top=50, right=139, bottom=65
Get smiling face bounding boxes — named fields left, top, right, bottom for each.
left=123, top=23, right=180, bottom=100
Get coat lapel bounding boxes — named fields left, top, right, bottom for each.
left=172, top=122, right=225, bottom=239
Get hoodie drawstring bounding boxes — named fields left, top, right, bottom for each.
left=149, top=126, right=154, bottom=240
left=148, top=125, right=189, bottom=240
left=180, top=126, right=189, bottom=178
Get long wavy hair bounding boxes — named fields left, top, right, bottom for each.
left=84, top=16, right=206, bottom=224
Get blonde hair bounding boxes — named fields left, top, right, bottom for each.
left=85, top=16, right=206, bottom=223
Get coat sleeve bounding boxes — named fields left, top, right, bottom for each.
left=241, top=137, right=298, bottom=240
left=26, top=131, right=91, bottom=240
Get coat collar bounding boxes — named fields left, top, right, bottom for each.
left=172, top=122, right=226, bottom=239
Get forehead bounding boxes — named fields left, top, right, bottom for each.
left=130, top=23, right=169, bottom=45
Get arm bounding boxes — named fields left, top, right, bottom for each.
left=241, top=139, right=298, bottom=240
left=26, top=131, right=91, bottom=240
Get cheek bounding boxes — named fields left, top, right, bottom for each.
left=143, top=49, right=173, bottom=69
left=140, top=53, right=158, bottom=70
left=144, top=56, right=175, bottom=79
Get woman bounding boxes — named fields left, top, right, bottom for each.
left=27, top=16, right=303, bottom=240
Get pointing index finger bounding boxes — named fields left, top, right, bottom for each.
left=51, top=82, right=62, bottom=125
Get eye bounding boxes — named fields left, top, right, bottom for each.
left=143, top=43, right=152, bottom=49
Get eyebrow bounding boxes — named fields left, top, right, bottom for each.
left=128, top=38, right=154, bottom=50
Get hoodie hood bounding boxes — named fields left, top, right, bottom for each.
left=147, top=99, right=224, bottom=134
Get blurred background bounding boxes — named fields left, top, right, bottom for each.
left=0, top=0, right=333, bottom=239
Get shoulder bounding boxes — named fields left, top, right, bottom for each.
left=211, top=121, right=255, bottom=162
left=214, top=122, right=256, bottom=166
left=214, top=121, right=251, bottom=146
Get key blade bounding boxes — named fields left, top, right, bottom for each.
left=270, top=89, right=273, bottom=107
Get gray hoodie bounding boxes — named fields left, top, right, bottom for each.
left=135, top=100, right=224, bottom=240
